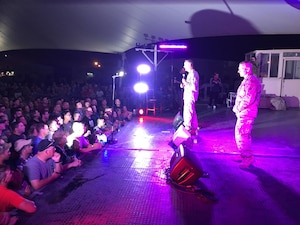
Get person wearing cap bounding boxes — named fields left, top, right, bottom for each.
left=6, top=139, right=33, bottom=196
left=13, top=139, right=33, bottom=171
left=24, top=139, right=63, bottom=190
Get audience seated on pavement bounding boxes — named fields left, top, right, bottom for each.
left=24, top=139, right=63, bottom=190
left=0, top=165, right=36, bottom=225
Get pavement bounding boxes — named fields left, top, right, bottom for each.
left=18, top=104, right=300, bottom=225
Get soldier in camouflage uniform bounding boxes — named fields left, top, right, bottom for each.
left=233, top=61, right=261, bottom=168
left=181, top=59, right=199, bottom=135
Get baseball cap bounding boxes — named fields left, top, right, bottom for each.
left=14, top=139, right=32, bottom=152
left=37, top=139, right=55, bottom=152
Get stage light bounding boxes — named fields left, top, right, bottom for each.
left=112, top=70, right=125, bottom=78
left=137, top=64, right=151, bottom=75
left=117, top=70, right=125, bottom=77
left=133, top=82, right=149, bottom=94
left=138, top=108, right=144, bottom=115
left=159, top=44, right=187, bottom=49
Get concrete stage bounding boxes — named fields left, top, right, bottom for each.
left=19, top=104, right=300, bottom=225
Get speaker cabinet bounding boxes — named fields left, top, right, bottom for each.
left=172, top=124, right=191, bottom=147
left=173, top=112, right=184, bottom=131
left=170, top=145, right=203, bottom=185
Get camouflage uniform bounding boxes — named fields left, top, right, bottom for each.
left=183, top=69, right=199, bottom=133
left=233, top=74, right=261, bottom=157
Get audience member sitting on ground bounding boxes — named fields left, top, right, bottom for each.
left=8, top=121, right=26, bottom=153
left=24, top=139, right=63, bottom=190
left=114, top=98, right=122, bottom=110
left=0, top=140, right=11, bottom=166
left=61, top=110, right=73, bottom=135
left=6, top=139, right=33, bottom=196
left=0, top=117, right=9, bottom=143
left=31, top=123, right=49, bottom=155
left=13, top=139, right=33, bottom=171
left=81, top=106, right=95, bottom=143
left=52, top=130, right=82, bottom=170
left=73, top=111, right=82, bottom=122
left=122, top=106, right=132, bottom=121
left=46, top=119, right=60, bottom=141
left=28, top=109, right=40, bottom=129
left=67, top=122, right=102, bottom=154
left=114, top=99, right=132, bottom=121
left=0, top=115, right=10, bottom=141
left=40, top=108, right=50, bottom=124
left=74, top=101, right=84, bottom=119
left=103, top=108, right=119, bottom=133
left=92, top=117, right=109, bottom=145
left=0, top=165, right=36, bottom=225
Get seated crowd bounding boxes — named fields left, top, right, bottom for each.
left=0, top=86, right=133, bottom=225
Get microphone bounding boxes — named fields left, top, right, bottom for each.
left=180, top=68, right=185, bottom=74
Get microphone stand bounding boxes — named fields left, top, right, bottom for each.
left=107, top=74, right=120, bottom=144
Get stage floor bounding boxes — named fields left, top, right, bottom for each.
left=19, top=105, right=300, bottom=225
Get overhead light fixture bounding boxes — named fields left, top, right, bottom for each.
left=159, top=44, right=188, bottom=49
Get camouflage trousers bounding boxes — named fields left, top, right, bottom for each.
left=235, top=116, right=255, bottom=158
left=183, top=99, right=198, bottom=132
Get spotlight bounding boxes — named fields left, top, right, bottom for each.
left=137, top=64, right=151, bottom=75
left=138, top=108, right=144, bottom=115
left=133, top=82, right=149, bottom=94
left=117, top=70, right=125, bottom=77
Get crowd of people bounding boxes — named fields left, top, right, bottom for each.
left=0, top=80, right=133, bottom=225
left=0, top=59, right=261, bottom=224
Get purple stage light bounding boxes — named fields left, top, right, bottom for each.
left=159, top=44, right=187, bottom=49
